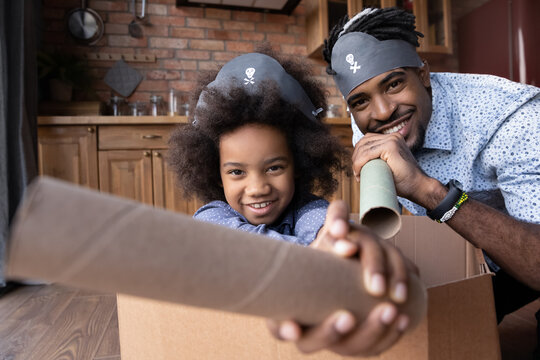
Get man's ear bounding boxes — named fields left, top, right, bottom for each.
left=418, top=60, right=431, bottom=88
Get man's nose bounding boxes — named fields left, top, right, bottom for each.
left=245, top=175, right=271, bottom=196
left=371, top=95, right=396, bottom=121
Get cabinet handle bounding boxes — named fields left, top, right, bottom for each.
left=143, top=151, right=151, bottom=157
left=154, top=152, right=161, bottom=157
left=141, top=134, right=162, bottom=139
left=87, top=127, right=95, bottom=133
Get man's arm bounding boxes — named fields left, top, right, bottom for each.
left=352, top=133, right=540, bottom=290
left=418, top=177, right=540, bottom=290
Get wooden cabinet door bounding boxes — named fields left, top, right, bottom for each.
left=37, top=126, right=98, bottom=189
left=98, top=150, right=154, bottom=205
left=329, top=123, right=360, bottom=213
left=152, top=150, right=204, bottom=215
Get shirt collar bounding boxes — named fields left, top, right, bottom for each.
left=421, top=75, right=453, bottom=151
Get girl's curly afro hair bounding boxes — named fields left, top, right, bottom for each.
left=168, top=44, right=350, bottom=204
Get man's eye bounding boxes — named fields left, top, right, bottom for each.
left=388, top=79, right=403, bottom=90
left=352, top=98, right=368, bottom=109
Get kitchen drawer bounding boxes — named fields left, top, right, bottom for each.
left=99, top=125, right=175, bottom=150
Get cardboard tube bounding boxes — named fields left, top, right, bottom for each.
left=359, top=159, right=402, bottom=239
left=7, top=177, right=425, bottom=328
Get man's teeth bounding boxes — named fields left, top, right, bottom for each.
left=383, top=120, right=408, bottom=134
left=251, top=202, right=271, bottom=209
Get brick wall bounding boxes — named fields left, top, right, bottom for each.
left=40, top=0, right=483, bottom=111
left=40, top=0, right=342, bottom=110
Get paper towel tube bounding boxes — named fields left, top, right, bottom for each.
left=7, top=177, right=425, bottom=328
left=359, top=159, right=402, bottom=239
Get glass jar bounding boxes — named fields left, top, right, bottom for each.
left=168, top=89, right=178, bottom=116
left=179, top=103, right=190, bottom=116
left=128, top=101, right=147, bottom=116
left=107, top=95, right=127, bottom=116
left=327, top=104, right=342, bottom=118
left=148, top=95, right=167, bottom=116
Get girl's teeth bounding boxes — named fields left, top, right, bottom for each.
left=252, top=202, right=270, bottom=209
left=383, top=120, right=408, bottom=134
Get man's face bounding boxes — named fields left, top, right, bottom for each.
left=346, top=66, right=432, bottom=152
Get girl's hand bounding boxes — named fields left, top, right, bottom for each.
left=266, top=200, right=417, bottom=357
left=266, top=303, right=409, bottom=357
left=313, top=200, right=416, bottom=302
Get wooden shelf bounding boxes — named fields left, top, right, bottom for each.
left=37, top=115, right=190, bottom=126
left=37, top=115, right=349, bottom=126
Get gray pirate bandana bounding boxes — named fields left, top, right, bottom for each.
left=195, top=53, right=322, bottom=123
left=331, top=32, right=423, bottom=97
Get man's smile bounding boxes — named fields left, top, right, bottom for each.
left=382, top=119, right=409, bottom=134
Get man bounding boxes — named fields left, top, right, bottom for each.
left=325, top=6, right=539, bottom=316
left=270, top=6, right=539, bottom=357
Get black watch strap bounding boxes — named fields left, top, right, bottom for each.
left=426, top=179, right=464, bottom=221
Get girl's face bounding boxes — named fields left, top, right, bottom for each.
left=219, top=124, right=295, bottom=226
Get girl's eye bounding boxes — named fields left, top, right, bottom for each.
left=267, top=165, right=283, bottom=173
left=228, top=169, right=244, bottom=176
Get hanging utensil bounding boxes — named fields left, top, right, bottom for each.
left=66, top=0, right=104, bottom=45
left=128, top=0, right=145, bottom=38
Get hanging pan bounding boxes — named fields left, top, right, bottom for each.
left=66, top=0, right=104, bottom=46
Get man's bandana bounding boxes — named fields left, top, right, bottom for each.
left=195, top=53, right=321, bottom=123
left=331, top=32, right=423, bottom=97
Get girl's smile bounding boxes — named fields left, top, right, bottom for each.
left=219, top=124, right=295, bottom=226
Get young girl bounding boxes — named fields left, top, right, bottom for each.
left=168, top=49, right=349, bottom=246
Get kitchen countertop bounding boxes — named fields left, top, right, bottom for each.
left=37, top=115, right=351, bottom=126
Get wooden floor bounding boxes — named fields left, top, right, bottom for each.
left=0, top=283, right=538, bottom=360
left=0, top=283, right=119, bottom=360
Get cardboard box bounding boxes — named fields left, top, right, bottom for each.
left=117, top=216, right=501, bottom=360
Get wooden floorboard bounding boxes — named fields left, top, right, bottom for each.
left=0, top=284, right=120, bottom=360
left=94, top=308, right=121, bottom=359
left=0, top=284, right=537, bottom=359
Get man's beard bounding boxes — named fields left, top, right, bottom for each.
left=409, top=122, right=427, bottom=153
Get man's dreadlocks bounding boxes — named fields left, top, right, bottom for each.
left=323, top=7, right=423, bottom=75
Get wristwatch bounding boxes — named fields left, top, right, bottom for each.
left=426, top=179, right=464, bottom=222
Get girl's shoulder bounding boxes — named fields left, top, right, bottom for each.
left=193, top=200, right=239, bottom=220
left=294, top=194, right=329, bottom=215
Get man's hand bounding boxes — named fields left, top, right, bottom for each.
left=266, top=200, right=417, bottom=357
left=352, top=133, right=434, bottom=204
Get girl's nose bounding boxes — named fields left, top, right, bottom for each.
left=245, top=175, right=271, bottom=196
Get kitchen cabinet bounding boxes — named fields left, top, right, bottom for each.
left=329, top=119, right=360, bottom=213
left=37, top=116, right=203, bottom=215
left=37, top=116, right=358, bottom=215
left=38, top=125, right=99, bottom=189
left=306, top=0, right=452, bottom=58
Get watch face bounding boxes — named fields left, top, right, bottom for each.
left=449, top=179, right=463, bottom=191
